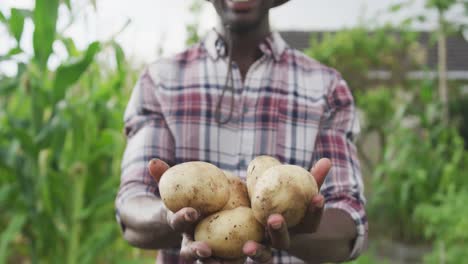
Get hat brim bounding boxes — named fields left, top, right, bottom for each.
left=205, top=0, right=290, bottom=8
left=273, top=0, right=289, bottom=7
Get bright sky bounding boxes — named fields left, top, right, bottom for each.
left=0, top=0, right=464, bottom=67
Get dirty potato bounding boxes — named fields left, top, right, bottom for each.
left=222, top=171, right=250, bottom=210
left=251, top=164, right=318, bottom=227
left=194, top=207, right=264, bottom=259
left=158, top=161, right=230, bottom=215
left=246, top=156, right=281, bottom=199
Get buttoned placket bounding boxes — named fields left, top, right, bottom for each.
left=229, top=54, right=269, bottom=171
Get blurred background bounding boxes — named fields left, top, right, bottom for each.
left=0, top=0, right=467, bottom=263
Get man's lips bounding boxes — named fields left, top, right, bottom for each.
left=225, top=0, right=257, bottom=12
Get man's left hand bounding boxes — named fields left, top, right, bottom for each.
left=242, top=158, right=331, bottom=263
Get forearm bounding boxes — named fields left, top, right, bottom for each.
left=118, top=195, right=181, bottom=249
left=288, top=208, right=357, bottom=263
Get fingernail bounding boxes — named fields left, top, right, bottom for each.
left=196, top=250, right=209, bottom=258
left=187, top=211, right=198, bottom=221
left=271, top=221, right=282, bottom=230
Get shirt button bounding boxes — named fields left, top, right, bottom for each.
left=243, top=105, right=249, bottom=114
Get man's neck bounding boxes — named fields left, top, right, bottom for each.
left=220, top=18, right=271, bottom=79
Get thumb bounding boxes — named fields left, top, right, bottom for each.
left=310, top=158, right=331, bottom=189
left=148, top=159, right=170, bottom=183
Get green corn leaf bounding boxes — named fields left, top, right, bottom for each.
left=0, top=183, right=15, bottom=204
left=33, top=0, right=59, bottom=70
left=78, top=189, right=115, bottom=219
left=0, top=10, right=6, bottom=23
left=0, top=77, right=18, bottom=96
left=0, top=214, right=27, bottom=263
left=63, top=0, right=72, bottom=10
left=61, top=37, right=79, bottom=57
left=79, top=224, right=116, bottom=264
left=8, top=46, right=23, bottom=56
left=53, top=42, right=101, bottom=104
left=112, top=41, right=125, bottom=76
left=9, top=8, right=26, bottom=44
left=35, top=114, right=68, bottom=149
left=0, top=47, right=23, bottom=61
left=8, top=117, right=36, bottom=155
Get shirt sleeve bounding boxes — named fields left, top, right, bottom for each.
left=115, top=67, right=175, bottom=214
left=312, top=72, right=368, bottom=260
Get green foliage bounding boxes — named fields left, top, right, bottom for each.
left=304, top=11, right=468, bottom=254
left=304, top=25, right=422, bottom=92
left=370, top=94, right=468, bottom=242
left=348, top=250, right=390, bottom=264
left=8, top=8, right=28, bottom=44
left=425, top=0, right=458, bottom=12
left=391, top=0, right=468, bottom=36
left=0, top=214, right=26, bottom=263
left=415, top=189, right=468, bottom=263
left=53, top=42, right=101, bottom=104
left=185, top=0, right=204, bottom=46
left=451, top=95, right=468, bottom=148
left=0, top=2, right=151, bottom=264
left=357, top=88, right=394, bottom=130
left=33, top=0, right=59, bottom=70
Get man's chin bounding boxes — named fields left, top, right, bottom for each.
left=223, top=18, right=262, bottom=33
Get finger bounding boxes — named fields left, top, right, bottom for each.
left=148, top=159, right=170, bottom=183
left=169, top=207, right=200, bottom=233
left=243, top=241, right=273, bottom=264
left=307, top=194, right=325, bottom=232
left=310, top=158, right=331, bottom=189
left=290, top=194, right=325, bottom=234
left=180, top=233, right=212, bottom=261
left=266, top=214, right=290, bottom=250
left=202, top=258, right=246, bottom=264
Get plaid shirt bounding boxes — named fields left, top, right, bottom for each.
left=116, top=29, right=367, bottom=263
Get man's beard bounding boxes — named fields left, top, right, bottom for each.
left=223, top=13, right=267, bottom=34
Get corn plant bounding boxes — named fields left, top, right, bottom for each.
left=0, top=1, right=153, bottom=263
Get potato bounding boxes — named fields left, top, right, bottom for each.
left=194, top=207, right=264, bottom=259
left=251, top=164, right=318, bottom=227
left=158, top=161, right=229, bottom=215
left=222, top=171, right=250, bottom=210
left=246, top=156, right=281, bottom=199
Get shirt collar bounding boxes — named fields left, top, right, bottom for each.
left=203, top=28, right=287, bottom=62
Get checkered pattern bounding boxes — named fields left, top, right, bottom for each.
left=116, top=29, right=367, bottom=263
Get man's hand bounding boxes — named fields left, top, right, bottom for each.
left=147, top=160, right=201, bottom=233
left=242, top=158, right=332, bottom=262
left=148, top=159, right=266, bottom=263
left=147, top=159, right=215, bottom=261
left=147, top=158, right=331, bottom=263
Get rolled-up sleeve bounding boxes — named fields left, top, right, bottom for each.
left=116, top=66, right=175, bottom=211
left=312, top=72, right=368, bottom=260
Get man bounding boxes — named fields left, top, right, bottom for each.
left=116, top=0, right=368, bottom=263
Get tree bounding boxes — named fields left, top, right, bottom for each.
left=391, top=0, right=468, bottom=123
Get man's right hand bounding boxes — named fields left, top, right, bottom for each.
left=117, top=159, right=204, bottom=249
left=147, top=159, right=212, bottom=260
left=149, top=160, right=273, bottom=263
